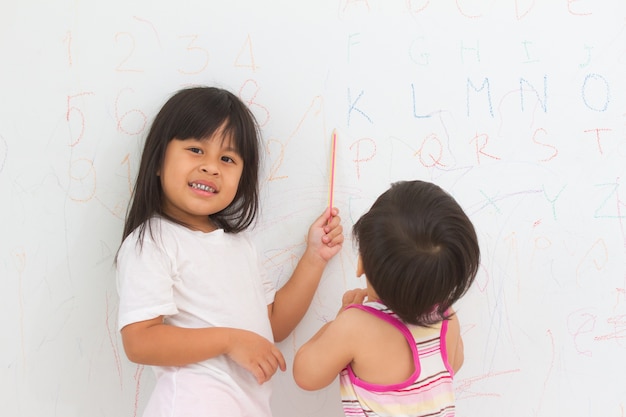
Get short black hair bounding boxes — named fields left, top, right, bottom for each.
left=353, top=180, right=480, bottom=326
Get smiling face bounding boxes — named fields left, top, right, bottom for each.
left=158, top=126, right=244, bottom=232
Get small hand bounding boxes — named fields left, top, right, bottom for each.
left=226, top=329, right=286, bottom=384
left=339, top=288, right=368, bottom=315
left=309, top=207, right=344, bottom=262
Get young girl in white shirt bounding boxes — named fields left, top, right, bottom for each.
left=116, top=86, right=344, bottom=417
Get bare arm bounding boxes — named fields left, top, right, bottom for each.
left=293, top=309, right=357, bottom=390
left=292, top=289, right=368, bottom=390
left=121, top=316, right=286, bottom=384
left=445, top=312, right=465, bottom=374
left=268, top=208, right=344, bottom=342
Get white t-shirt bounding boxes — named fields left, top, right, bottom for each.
left=117, top=217, right=277, bottom=417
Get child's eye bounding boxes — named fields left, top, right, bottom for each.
left=221, top=155, right=235, bottom=163
left=189, top=147, right=203, bottom=154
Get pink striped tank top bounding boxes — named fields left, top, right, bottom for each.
left=339, top=301, right=455, bottom=417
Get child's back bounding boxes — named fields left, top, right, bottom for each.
left=339, top=301, right=455, bottom=417
left=293, top=180, right=479, bottom=417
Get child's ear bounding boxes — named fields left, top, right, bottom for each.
left=356, top=255, right=364, bottom=277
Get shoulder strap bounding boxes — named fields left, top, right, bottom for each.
left=343, top=303, right=422, bottom=391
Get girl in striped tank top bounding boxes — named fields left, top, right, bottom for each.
left=293, top=180, right=480, bottom=417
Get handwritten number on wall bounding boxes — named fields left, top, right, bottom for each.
left=239, top=80, right=270, bottom=127
left=266, top=139, right=288, bottom=181
left=115, top=32, right=142, bottom=73
left=68, top=158, right=97, bottom=202
left=235, top=34, right=259, bottom=72
left=115, top=88, right=147, bottom=136
left=178, top=35, right=209, bottom=75
left=66, top=92, right=95, bottom=147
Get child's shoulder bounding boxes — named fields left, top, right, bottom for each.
left=345, top=300, right=393, bottom=317
left=337, top=301, right=388, bottom=327
left=119, top=216, right=188, bottom=253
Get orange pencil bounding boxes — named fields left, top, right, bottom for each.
left=328, top=129, right=337, bottom=221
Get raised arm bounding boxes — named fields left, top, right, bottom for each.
left=268, top=207, right=344, bottom=342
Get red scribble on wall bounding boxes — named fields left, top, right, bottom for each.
left=262, top=96, right=322, bottom=182
left=66, top=92, right=95, bottom=147
left=475, top=263, right=489, bottom=293
left=262, top=242, right=305, bottom=289
left=567, top=308, right=597, bottom=357
left=584, top=128, right=612, bottom=155
left=132, top=365, right=145, bottom=417
left=266, top=139, right=288, bottom=182
left=105, top=294, right=123, bottom=387
left=235, top=34, right=259, bottom=72
left=470, top=133, right=500, bottom=164
left=177, top=35, right=209, bottom=75
left=455, top=0, right=482, bottom=19
left=406, top=0, right=429, bottom=14
left=455, top=368, right=521, bottom=400
left=615, top=287, right=626, bottom=311
left=567, top=0, right=592, bottom=16
left=133, top=16, right=162, bottom=48
left=239, top=79, right=270, bottom=127
left=350, top=138, right=376, bottom=180
left=593, top=314, right=626, bottom=345
left=575, top=238, right=608, bottom=285
left=114, top=32, right=143, bottom=73
left=68, top=158, right=97, bottom=202
left=516, top=0, right=536, bottom=20
left=115, top=88, right=148, bottom=136
left=413, top=133, right=446, bottom=168
left=63, top=31, right=73, bottom=66
left=533, top=329, right=555, bottom=417
left=532, top=128, right=558, bottom=162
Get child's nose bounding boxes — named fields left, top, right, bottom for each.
left=200, top=160, right=219, bottom=175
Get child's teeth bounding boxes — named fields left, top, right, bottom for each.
left=192, top=183, right=215, bottom=192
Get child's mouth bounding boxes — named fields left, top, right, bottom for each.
left=190, top=182, right=216, bottom=193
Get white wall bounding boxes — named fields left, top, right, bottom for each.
left=1, top=1, right=625, bottom=416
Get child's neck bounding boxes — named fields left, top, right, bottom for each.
left=163, top=212, right=217, bottom=233
left=187, top=219, right=218, bottom=233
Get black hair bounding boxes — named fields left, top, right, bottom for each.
left=352, top=180, right=480, bottom=326
left=120, top=86, right=261, bottom=247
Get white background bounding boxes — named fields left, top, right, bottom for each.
left=1, top=1, right=625, bottom=416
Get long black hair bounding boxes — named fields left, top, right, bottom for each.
left=120, top=86, right=262, bottom=248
